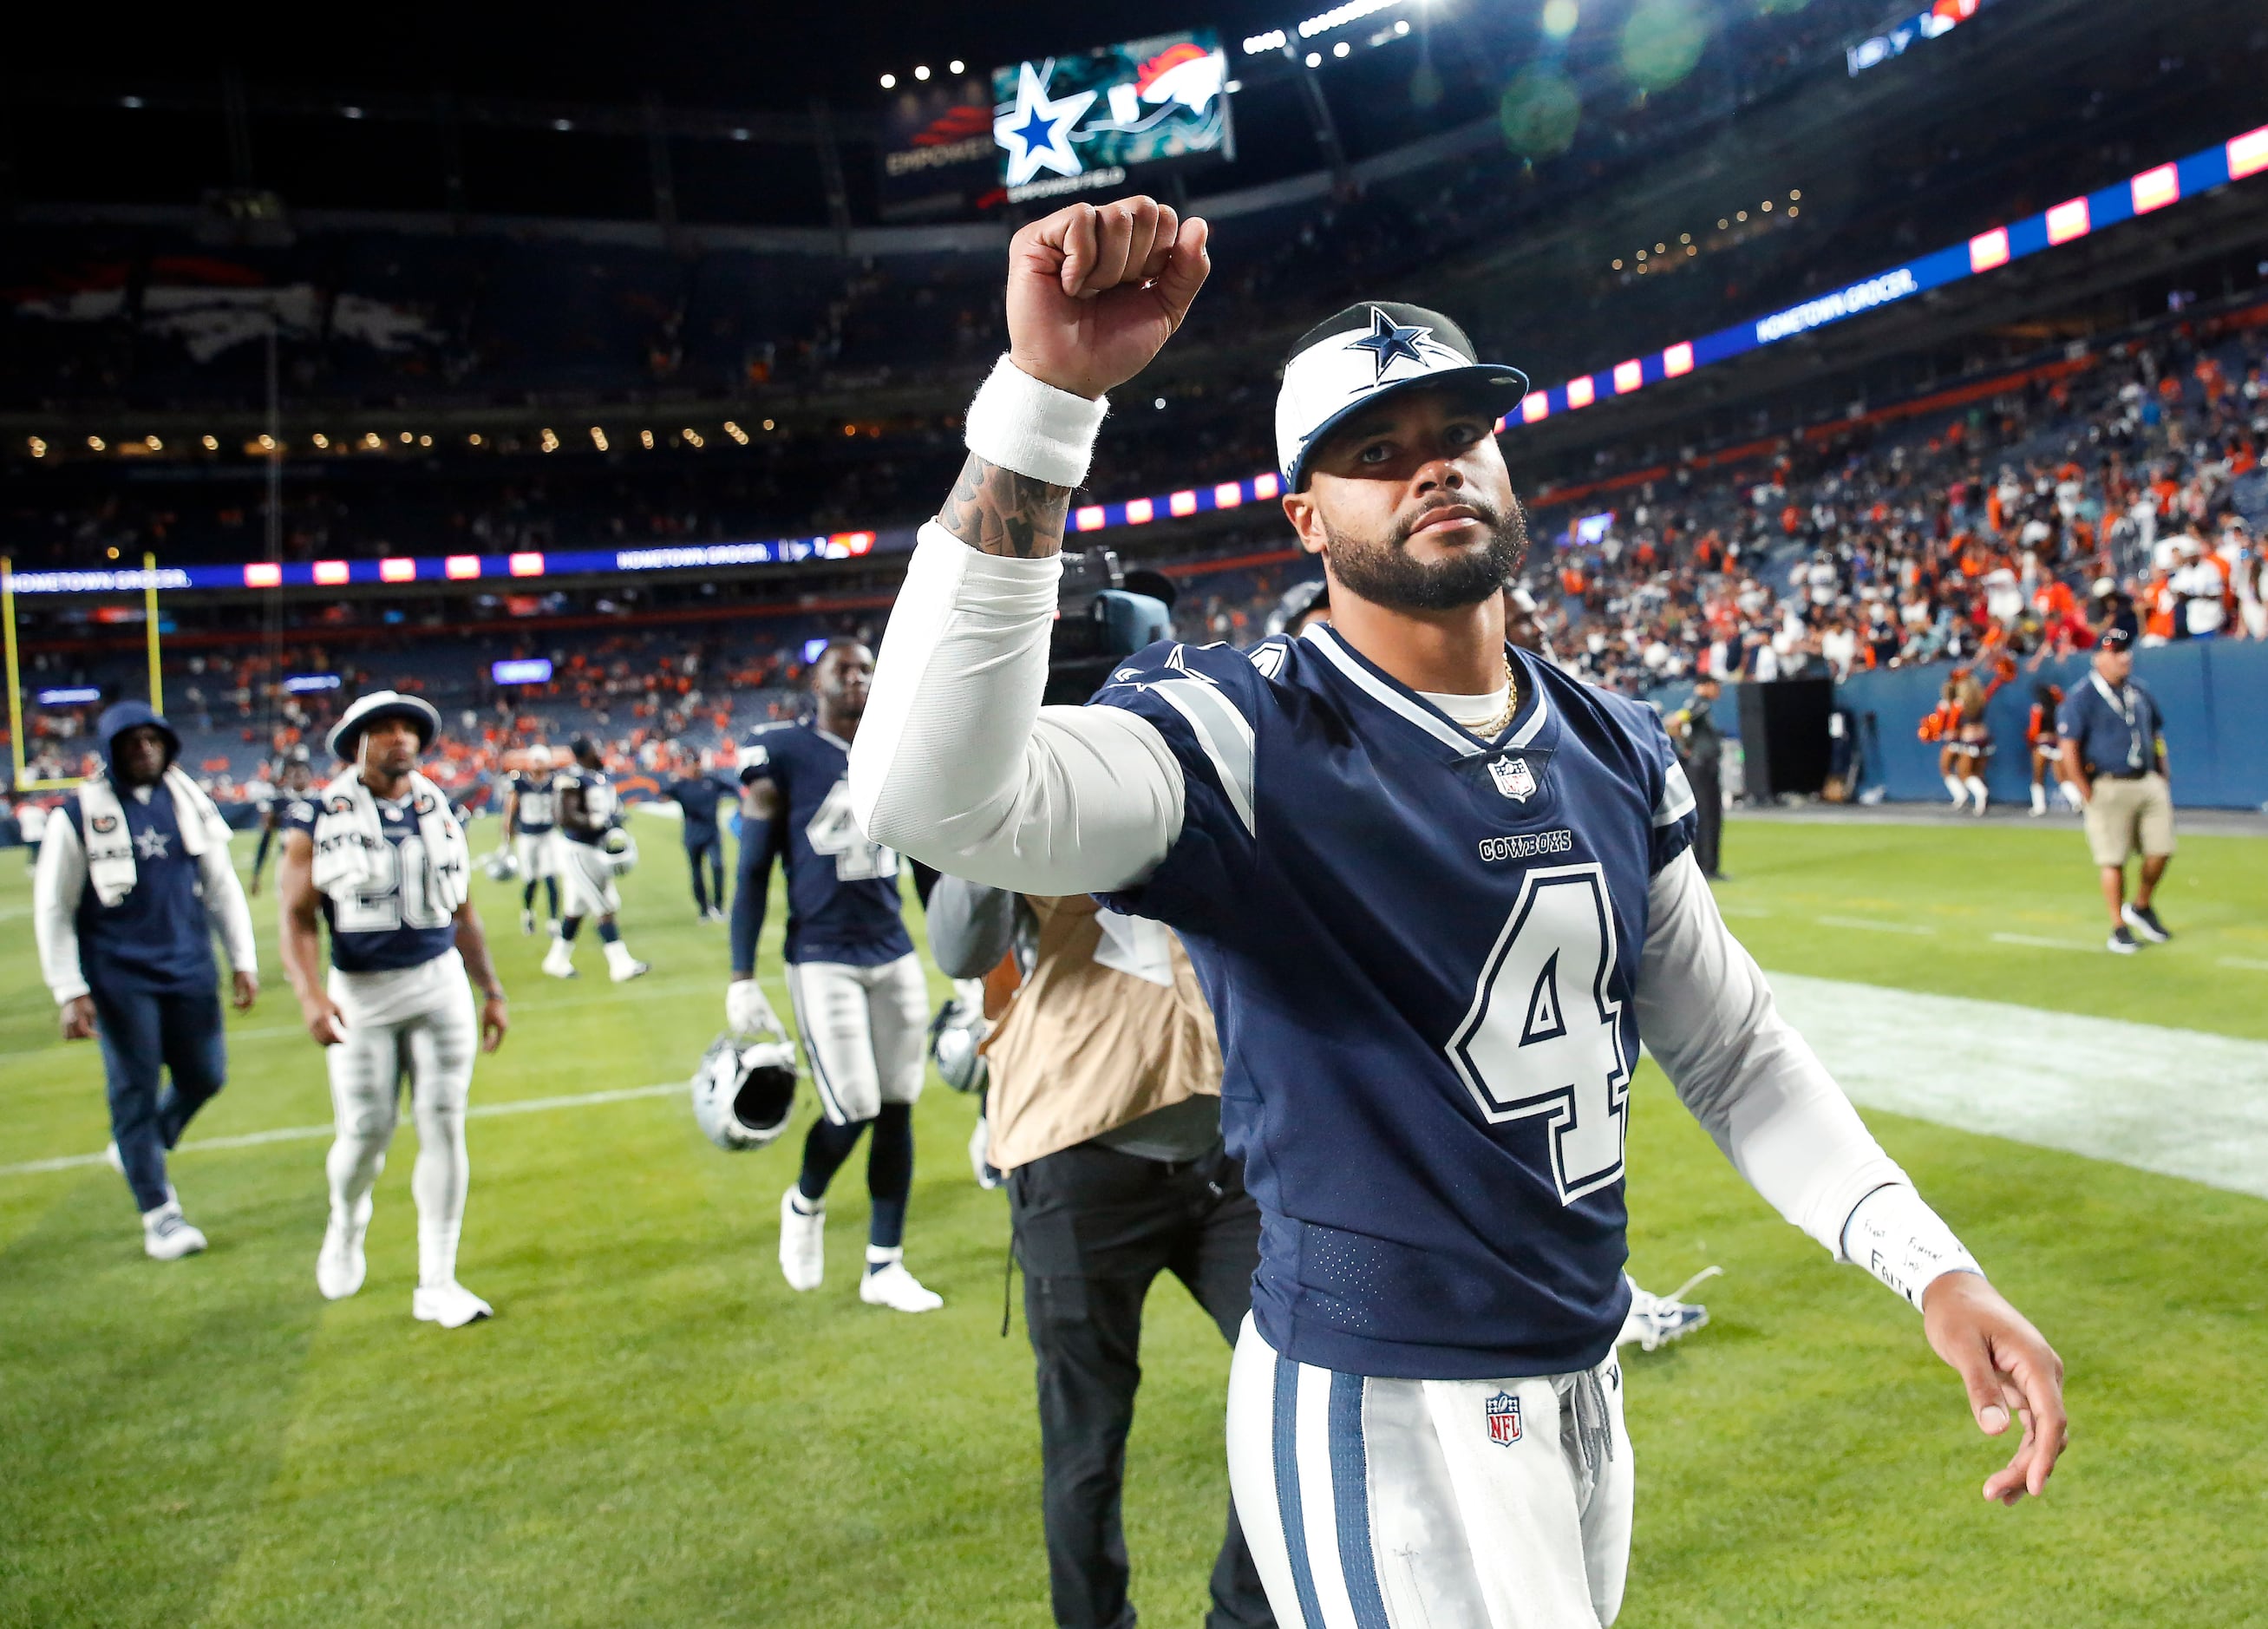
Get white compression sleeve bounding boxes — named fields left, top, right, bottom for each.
left=850, top=523, right=1184, bottom=895
left=33, top=814, right=91, bottom=1005
left=1635, top=848, right=1912, bottom=1261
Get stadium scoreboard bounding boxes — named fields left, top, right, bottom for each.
left=992, top=30, right=1233, bottom=205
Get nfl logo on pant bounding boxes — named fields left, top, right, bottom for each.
left=1485, top=1390, right=1523, bottom=1445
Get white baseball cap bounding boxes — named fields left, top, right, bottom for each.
left=1275, top=302, right=1529, bottom=492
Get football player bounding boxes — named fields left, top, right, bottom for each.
left=247, top=745, right=316, bottom=897
left=848, top=198, right=2067, bottom=1628
left=541, top=737, right=650, bottom=982
left=276, top=690, right=509, bottom=1327
left=729, top=639, right=939, bottom=1313
left=501, top=743, right=562, bottom=934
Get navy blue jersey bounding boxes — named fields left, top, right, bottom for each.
left=740, top=719, right=912, bottom=966
left=552, top=767, right=617, bottom=847
left=506, top=769, right=558, bottom=834
left=669, top=775, right=729, bottom=841
left=66, top=784, right=217, bottom=996
left=1088, top=629, right=1697, bottom=1379
left=285, top=792, right=460, bottom=973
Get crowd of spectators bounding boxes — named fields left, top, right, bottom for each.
left=1513, top=317, right=2268, bottom=698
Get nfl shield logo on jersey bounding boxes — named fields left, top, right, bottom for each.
left=1488, top=756, right=1539, bottom=802
left=1485, top=1390, right=1523, bottom=1445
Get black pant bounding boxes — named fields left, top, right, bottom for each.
left=685, top=832, right=723, bottom=913
left=1010, top=1141, right=1273, bottom=1629
left=1689, top=756, right=1723, bottom=877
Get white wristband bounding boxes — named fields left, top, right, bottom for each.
left=964, top=355, right=1108, bottom=488
left=1841, top=1183, right=1983, bottom=1312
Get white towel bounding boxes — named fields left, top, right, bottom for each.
left=310, top=768, right=470, bottom=920
left=74, top=767, right=225, bottom=908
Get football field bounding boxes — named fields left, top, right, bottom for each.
left=3, top=812, right=2265, bottom=1627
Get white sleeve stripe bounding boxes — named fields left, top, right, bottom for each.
left=1654, top=760, right=1698, bottom=828
left=1149, top=678, right=1257, bottom=835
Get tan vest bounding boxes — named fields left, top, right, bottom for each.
left=979, top=894, right=1221, bottom=1171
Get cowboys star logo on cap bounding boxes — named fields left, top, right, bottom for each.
left=1275, top=301, right=1530, bottom=492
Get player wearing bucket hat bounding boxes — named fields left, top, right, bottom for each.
left=325, top=690, right=442, bottom=761
left=852, top=194, right=2065, bottom=1627
left=278, top=687, right=508, bottom=1328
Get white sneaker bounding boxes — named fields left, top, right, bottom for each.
left=1617, top=1267, right=1720, bottom=1352
left=520, top=908, right=536, bottom=936
left=608, top=956, right=650, bottom=984
left=859, top=1259, right=944, bottom=1313
left=412, top=1281, right=493, bottom=1328
left=541, top=944, right=578, bottom=979
left=779, top=1187, right=825, bottom=1292
left=317, top=1195, right=372, bottom=1300
left=142, top=1201, right=206, bottom=1261
left=104, top=1140, right=126, bottom=1175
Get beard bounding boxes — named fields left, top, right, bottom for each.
left=1323, top=494, right=1529, bottom=613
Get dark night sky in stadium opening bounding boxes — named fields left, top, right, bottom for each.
left=30, top=1, right=1292, bottom=111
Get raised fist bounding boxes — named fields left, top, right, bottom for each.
left=1006, top=196, right=1211, bottom=402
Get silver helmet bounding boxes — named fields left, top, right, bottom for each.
left=690, top=1032, right=798, bottom=1151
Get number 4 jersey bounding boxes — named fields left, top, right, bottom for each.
left=740, top=718, right=913, bottom=966
left=1089, top=628, right=1698, bottom=1379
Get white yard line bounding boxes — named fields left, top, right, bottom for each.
left=1766, top=973, right=2268, bottom=1201
left=1987, top=932, right=2102, bottom=952
left=1815, top=914, right=1937, bottom=935
left=0, top=1082, right=683, bottom=1179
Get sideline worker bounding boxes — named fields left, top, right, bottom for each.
left=33, top=702, right=258, bottom=1258
left=2056, top=627, right=2175, bottom=955
left=928, top=880, right=1272, bottom=1629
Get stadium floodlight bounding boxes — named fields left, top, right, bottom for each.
left=1243, top=28, right=1288, bottom=53
left=880, top=73, right=897, bottom=88
left=1297, top=0, right=1395, bottom=40
left=28, top=437, right=46, bottom=457
left=1305, top=50, right=1323, bottom=66
left=949, top=59, right=965, bottom=73
left=1334, top=40, right=1350, bottom=56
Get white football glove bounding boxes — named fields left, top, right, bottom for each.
left=725, top=978, right=781, bottom=1039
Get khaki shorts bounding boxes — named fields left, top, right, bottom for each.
left=2084, top=772, right=2176, bottom=867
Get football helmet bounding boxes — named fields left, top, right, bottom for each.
left=599, top=825, right=638, bottom=875
left=482, top=847, right=521, bottom=882
left=691, top=1030, right=798, bottom=1150
left=927, top=994, right=989, bottom=1094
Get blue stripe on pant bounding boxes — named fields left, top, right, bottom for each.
left=91, top=985, right=226, bottom=1213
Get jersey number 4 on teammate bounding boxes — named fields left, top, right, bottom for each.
left=1447, top=863, right=1630, bottom=1204
left=805, top=781, right=899, bottom=882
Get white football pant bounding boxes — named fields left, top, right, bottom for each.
left=1226, top=1314, right=1633, bottom=1629
left=513, top=830, right=558, bottom=880
left=324, top=952, right=479, bottom=1289
left=557, top=840, right=621, bottom=918
left=784, top=953, right=928, bottom=1125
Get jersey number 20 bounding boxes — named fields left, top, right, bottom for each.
left=335, top=836, right=454, bottom=933
left=806, top=780, right=899, bottom=881
left=1446, top=863, right=1630, bottom=1204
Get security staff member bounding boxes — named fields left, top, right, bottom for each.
left=2056, top=627, right=2174, bottom=954
left=32, top=703, right=258, bottom=1257
left=1670, top=676, right=1728, bottom=880
left=929, top=880, right=1271, bottom=1629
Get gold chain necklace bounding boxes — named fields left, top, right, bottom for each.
left=1478, top=652, right=1520, bottom=739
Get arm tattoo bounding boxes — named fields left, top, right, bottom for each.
left=936, top=453, right=1072, bottom=559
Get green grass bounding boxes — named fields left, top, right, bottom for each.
left=2, top=813, right=2264, bottom=1626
